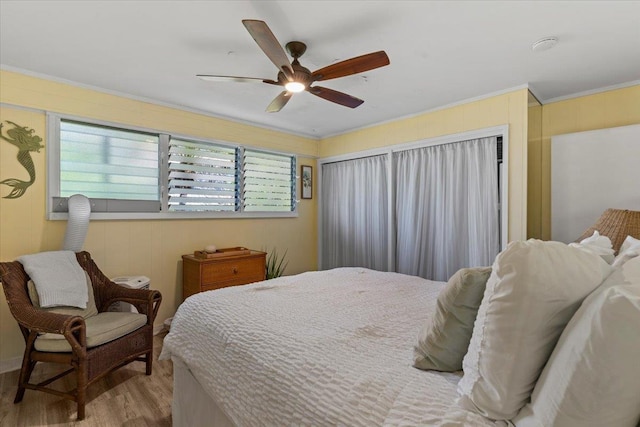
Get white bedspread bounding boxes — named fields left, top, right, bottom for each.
left=160, top=268, right=498, bottom=426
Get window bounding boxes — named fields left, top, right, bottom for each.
left=53, top=120, right=161, bottom=213
left=167, top=138, right=238, bottom=212
left=243, top=149, right=296, bottom=212
left=48, top=115, right=297, bottom=219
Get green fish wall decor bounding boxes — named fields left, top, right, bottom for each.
left=0, top=120, right=44, bottom=199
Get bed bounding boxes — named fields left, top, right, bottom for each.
left=160, top=267, right=500, bottom=426
left=160, top=212, right=640, bottom=426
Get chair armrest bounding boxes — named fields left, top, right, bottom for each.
left=1, top=259, right=87, bottom=352
left=74, top=252, right=162, bottom=323
left=11, top=303, right=87, bottom=354
left=99, top=286, right=162, bottom=324
left=11, top=303, right=85, bottom=336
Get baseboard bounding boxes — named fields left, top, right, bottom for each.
left=1, top=325, right=167, bottom=374
left=0, top=356, right=22, bottom=374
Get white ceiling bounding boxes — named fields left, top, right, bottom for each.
left=1, top=1, right=639, bottom=139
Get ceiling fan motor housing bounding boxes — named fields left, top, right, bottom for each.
left=278, top=41, right=312, bottom=86
left=277, top=60, right=312, bottom=87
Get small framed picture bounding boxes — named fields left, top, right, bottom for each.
left=301, top=165, right=312, bottom=199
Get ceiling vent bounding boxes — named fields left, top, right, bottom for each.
left=532, top=37, right=559, bottom=52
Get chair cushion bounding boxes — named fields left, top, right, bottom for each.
left=27, top=271, right=98, bottom=319
left=413, top=266, right=491, bottom=371
left=34, top=312, right=147, bottom=352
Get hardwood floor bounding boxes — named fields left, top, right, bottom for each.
left=0, top=333, right=173, bottom=426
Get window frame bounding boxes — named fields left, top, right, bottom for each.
left=47, top=113, right=298, bottom=220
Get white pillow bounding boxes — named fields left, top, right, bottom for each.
left=612, top=235, right=640, bottom=268
left=569, top=230, right=615, bottom=264
left=457, top=239, right=612, bottom=420
left=621, top=252, right=640, bottom=280
left=619, top=235, right=640, bottom=253
left=513, top=277, right=640, bottom=427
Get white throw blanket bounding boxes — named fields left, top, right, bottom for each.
left=18, top=250, right=88, bottom=308
left=161, top=268, right=498, bottom=426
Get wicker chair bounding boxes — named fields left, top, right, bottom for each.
left=0, top=251, right=162, bottom=420
left=577, top=208, right=640, bottom=254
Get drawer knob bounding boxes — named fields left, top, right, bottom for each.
left=233, top=267, right=238, bottom=274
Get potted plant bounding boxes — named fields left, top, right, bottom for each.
left=266, top=248, right=288, bottom=279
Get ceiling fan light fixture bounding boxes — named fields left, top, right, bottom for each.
left=285, top=81, right=306, bottom=93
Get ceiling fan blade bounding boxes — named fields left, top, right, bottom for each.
left=197, top=74, right=278, bottom=84
left=266, top=91, right=293, bottom=113
left=312, top=51, right=390, bottom=81
left=242, top=19, right=294, bottom=81
left=307, top=86, right=364, bottom=108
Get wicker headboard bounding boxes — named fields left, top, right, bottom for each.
left=577, top=209, right=640, bottom=254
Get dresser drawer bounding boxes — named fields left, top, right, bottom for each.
left=201, top=257, right=265, bottom=285
left=182, top=251, right=266, bottom=300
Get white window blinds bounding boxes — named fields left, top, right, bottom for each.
left=49, top=114, right=298, bottom=218
left=168, top=138, right=238, bottom=212
left=59, top=120, right=159, bottom=201
left=243, top=149, right=295, bottom=212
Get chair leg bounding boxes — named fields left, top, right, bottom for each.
left=75, top=359, right=88, bottom=420
left=14, top=359, right=36, bottom=403
left=145, top=350, right=153, bottom=375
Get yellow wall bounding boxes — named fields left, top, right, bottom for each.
left=527, top=92, right=543, bottom=238
left=534, top=85, right=640, bottom=239
left=319, top=89, right=530, bottom=243
left=0, top=70, right=319, bottom=365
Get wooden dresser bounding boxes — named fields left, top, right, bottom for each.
left=182, top=250, right=266, bottom=299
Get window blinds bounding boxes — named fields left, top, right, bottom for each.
left=168, top=138, right=238, bottom=212
left=60, top=120, right=159, bottom=201
left=243, top=149, right=295, bottom=212
left=53, top=117, right=297, bottom=216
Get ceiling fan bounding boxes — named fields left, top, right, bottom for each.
left=197, top=20, right=390, bottom=113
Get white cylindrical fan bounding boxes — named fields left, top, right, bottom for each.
left=63, top=194, right=91, bottom=251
